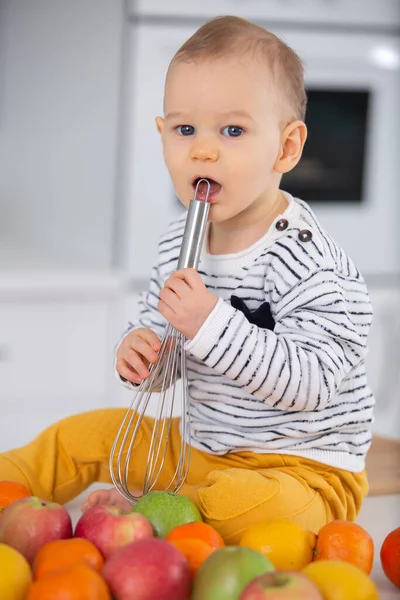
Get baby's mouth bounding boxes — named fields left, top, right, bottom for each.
left=192, top=177, right=222, bottom=202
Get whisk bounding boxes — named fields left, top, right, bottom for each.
left=110, top=179, right=211, bottom=504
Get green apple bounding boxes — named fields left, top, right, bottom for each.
left=133, top=491, right=202, bottom=537
left=192, top=546, right=275, bottom=600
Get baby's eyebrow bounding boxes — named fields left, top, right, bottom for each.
left=220, top=110, right=255, bottom=121
left=165, top=111, right=184, bottom=120
left=165, top=110, right=255, bottom=121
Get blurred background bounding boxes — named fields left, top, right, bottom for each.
left=0, top=0, right=399, bottom=451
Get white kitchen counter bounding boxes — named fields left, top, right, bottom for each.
left=0, top=269, right=129, bottom=299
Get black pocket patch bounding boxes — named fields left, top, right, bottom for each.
left=230, top=295, right=275, bottom=331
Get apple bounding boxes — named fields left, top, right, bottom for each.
left=192, top=546, right=275, bottom=600
left=380, top=527, right=400, bottom=588
left=133, top=490, right=202, bottom=537
left=0, top=496, right=72, bottom=564
left=102, top=537, right=192, bottom=600
left=239, top=571, right=324, bottom=599
left=74, top=504, right=153, bottom=559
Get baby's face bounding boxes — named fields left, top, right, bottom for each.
left=157, top=56, right=284, bottom=223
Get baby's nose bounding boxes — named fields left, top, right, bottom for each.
left=190, top=141, right=219, bottom=162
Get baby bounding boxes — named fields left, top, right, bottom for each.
left=0, top=16, right=374, bottom=544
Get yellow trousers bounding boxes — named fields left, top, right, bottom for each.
left=0, top=409, right=368, bottom=544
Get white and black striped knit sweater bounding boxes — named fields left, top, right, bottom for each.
left=121, top=193, right=375, bottom=473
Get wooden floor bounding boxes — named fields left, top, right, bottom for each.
left=366, top=436, right=400, bottom=496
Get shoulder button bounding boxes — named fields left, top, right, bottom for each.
left=298, top=229, right=313, bottom=242
left=276, top=218, right=289, bottom=231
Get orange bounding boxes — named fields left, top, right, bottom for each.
left=169, top=538, right=215, bottom=576
left=314, top=520, right=374, bottom=574
left=302, top=559, right=379, bottom=600
left=0, top=481, right=31, bottom=513
left=239, top=520, right=316, bottom=571
left=26, top=564, right=111, bottom=600
left=165, top=521, right=225, bottom=549
left=380, top=526, right=400, bottom=588
left=165, top=521, right=224, bottom=578
left=0, top=543, right=32, bottom=600
left=33, top=538, right=104, bottom=579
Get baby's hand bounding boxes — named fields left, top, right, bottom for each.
left=81, top=487, right=142, bottom=513
left=116, top=328, right=161, bottom=385
left=158, top=268, right=218, bottom=339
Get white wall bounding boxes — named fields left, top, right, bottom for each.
left=0, top=0, right=124, bottom=269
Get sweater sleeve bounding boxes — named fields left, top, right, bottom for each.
left=184, top=267, right=372, bottom=412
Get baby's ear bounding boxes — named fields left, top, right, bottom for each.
left=155, top=116, right=164, bottom=134
left=274, top=120, right=307, bottom=174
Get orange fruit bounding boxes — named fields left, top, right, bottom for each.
left=314, top=520, right=374, bottom=574
left=380, top=526, right=400, bottom=588
left=33, top=538, right=104, bottom=579
left=302, top=559, right=379, bottom=600
left=0, top=481, right=31, bottom=513
left=165, top=522, right=224, bottom=578
left=26, top=564, right=111, bottom=600
left=169, top=538, right=215, bottom=576
left=239, top=520, right=316, bottom=571
left=165, top=521, right=225, bottom=549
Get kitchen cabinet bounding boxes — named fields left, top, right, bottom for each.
left=366, top=286, right=400, bottom=440
left=0, top=274, right=130, bottom=452
left=0, top=0, right=123, bottom=273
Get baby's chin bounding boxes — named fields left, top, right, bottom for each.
left=206, top=204, right=239, bottom=224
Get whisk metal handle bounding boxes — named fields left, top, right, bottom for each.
left=177, top=199, right=210, bottom=270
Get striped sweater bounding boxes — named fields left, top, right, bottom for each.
left=120, top=193, right=375, bottom=473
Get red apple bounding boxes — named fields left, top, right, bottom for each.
left=380, top=527, right=400, bottom=588
left=0, top=496, right=72, bottom=564
left=74, top=504, right=153, bottom=559
left=102, top=537, right=191, bottom=600
left=239, top=571, right=324, bottom=599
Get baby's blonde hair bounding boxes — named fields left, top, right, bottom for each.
left=168, top=16, right=307, bottom=122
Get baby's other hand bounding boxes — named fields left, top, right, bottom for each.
left=81, top=487, right=142, bottom=513
left=158, top=268, right=218, bottom=339
left=116, top=327, right=161, bottom=385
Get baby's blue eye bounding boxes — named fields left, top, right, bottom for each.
left=222, top=126, right=243, bottom=137
left=177, top=125, right=195, bottom=136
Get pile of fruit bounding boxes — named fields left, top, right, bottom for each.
left=0, top=480, right=399, bottom=599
